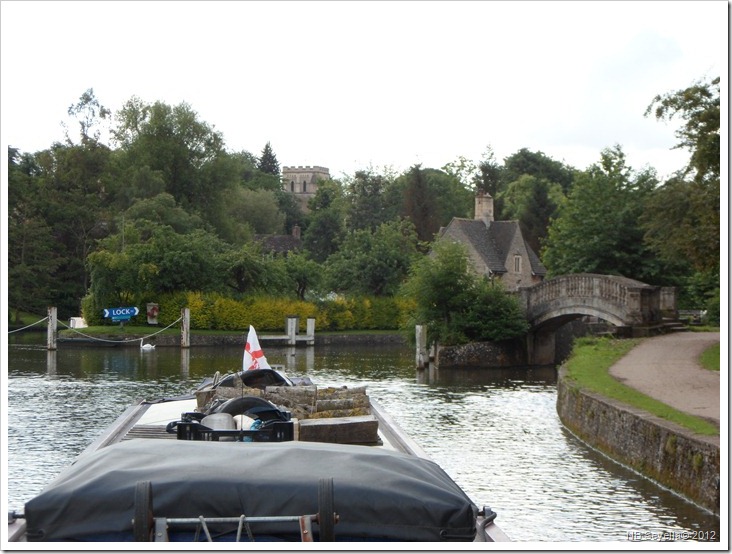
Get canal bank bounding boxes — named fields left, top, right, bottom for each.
left=556, top=333, right=721, bottom=514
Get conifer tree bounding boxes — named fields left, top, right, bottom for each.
left=258, top=141, right=280, bottom=175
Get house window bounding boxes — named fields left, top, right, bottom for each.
left=303, top=180, right=307, bottom=192
left=514, top=255, right=521, bottom=273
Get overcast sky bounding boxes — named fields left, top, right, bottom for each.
left=1, top=1, right=726, bottom=182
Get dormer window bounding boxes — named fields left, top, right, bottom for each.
left=514, top=255, right=521, bottom=273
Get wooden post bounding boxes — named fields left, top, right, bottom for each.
left=415, top=325, right=427, bottom=369
left=306, top=317, right=315, bottom=346
left=47, top=306, right=57, bottom=351
left=181, top=307, right=190, bottom=348
left=286, top=316, right=298, bottom=346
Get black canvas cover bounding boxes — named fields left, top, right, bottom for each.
left=24, top=439, right=478, bottom=541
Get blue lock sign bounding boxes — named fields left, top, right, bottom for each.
left=103, top=306, right=139, bottom=322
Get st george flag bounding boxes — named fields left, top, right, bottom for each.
left=243, top=325, right=271, bottom=371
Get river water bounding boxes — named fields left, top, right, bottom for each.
left=4, top=334, right=720, bottom=543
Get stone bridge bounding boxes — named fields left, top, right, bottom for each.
left=518, top=273, right=677, bottom=365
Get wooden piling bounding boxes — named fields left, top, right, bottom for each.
left=181, top=307, right=190, bottom=348
left=47, top=307, right=57, bottom=351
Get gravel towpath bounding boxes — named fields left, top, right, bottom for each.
left=608, top=332, right=721, bottom=426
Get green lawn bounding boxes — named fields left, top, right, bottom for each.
left=565, top=336, right=719, bottom=436
left=700, top=343, right=720, bottom=372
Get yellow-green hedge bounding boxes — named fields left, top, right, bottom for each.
left=84, top=291, right=414, bottom=332
left=160, top=293, right=412, bottom=332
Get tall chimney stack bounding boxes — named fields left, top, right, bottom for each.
left=475, top=191, right=494, bottom=225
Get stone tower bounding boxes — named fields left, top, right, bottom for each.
left=282, top=166, right=331, bottom=212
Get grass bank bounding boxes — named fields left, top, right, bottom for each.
left=700, top=343, right=720, bottom=372
left=565, top=336, right=718, bottom=436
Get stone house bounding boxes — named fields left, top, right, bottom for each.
left=436, top=192, right=547, bottom=290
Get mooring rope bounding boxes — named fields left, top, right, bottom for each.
left=7, top=316, right=49, bottom=334
left=55, top=316, right=184, bottom=344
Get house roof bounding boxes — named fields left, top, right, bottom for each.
left=439, top=218, right=547, bottom=276
left=255, top=234, right=301, bottom=254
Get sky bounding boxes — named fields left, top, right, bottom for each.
left=1, top=1, right=727, bottom=182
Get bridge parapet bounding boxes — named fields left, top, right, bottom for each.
left=521, top=273, right=665, bottom=328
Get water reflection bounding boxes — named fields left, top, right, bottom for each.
left=5, top=338, right=720, bottom=542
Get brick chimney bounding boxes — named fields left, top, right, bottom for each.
left=475, top=191, right=494, bottom=225
left=291, top=225, right=301, bottom=239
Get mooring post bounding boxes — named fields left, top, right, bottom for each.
left=306, top=317, right=315, bottom=346
left=286, top=316, right=299, bottom=346
left=415, top=324, right=427, bottom=369
left=181, top=307, right=190, bottom=348
left=47, top=306, right=57, bottom=351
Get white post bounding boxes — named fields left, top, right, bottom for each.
left=181, top=307, right=190, bottom=348
left=286, top=316, right=298, bottom=346
left=47, top=306, right=57, bottom=351
left=306, top=317, right=315, bottom=346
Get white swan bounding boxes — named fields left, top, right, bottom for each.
left=140, top=339, right=155, bottom=351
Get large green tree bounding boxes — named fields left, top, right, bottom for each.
left=642, top=77, right=720, bottom=274
left=7, top=148, right=59, bottom=320
left=542, top=146, right=663, bottom=282
left=112, top=98, right=229, bottom=218
left=391, top=165, right=471, bottom=244
left=302, top=181, right=346, bottom=263
left=343, top=170, right=392, bottom=232
left=326, top=219, right=421, bottom=296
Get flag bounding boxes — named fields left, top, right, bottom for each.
left=243, top=325, right=271, bottom=371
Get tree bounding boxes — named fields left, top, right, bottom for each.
left=641, top=77, right=720, bottom=274
left=64, top=88, right=111, bottom=146
left=7, top=148, right=59, bottom=320
left=302, top=181, right=346, bottom=262
left=343, top=170, right=391, bottom=232
left=401, top=240, right=527, bottom=345
left=454, top=279, right=529, bottom=343
left=31, top=141, right=114, bottom=317
left=542, top=146, right=663, bottom=282
left=501, top=148, right=575, bottom=195
left=326, top=219, right=421, bottom=296
left=112, top=98, right=227, bottom=212
left=284, top=251, right=323, bottom=299
left=498, top=174, right=564, bottom=253
left=645, top=76, right=720, bottom=184
left=472, top=147, right=502, bottom=197
left=389, top=165, right=472, bottom=245
left=257, top=141, right=280, bottom=176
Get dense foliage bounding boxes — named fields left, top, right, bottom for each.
left=400, top=241, right=528, bottom=345
left=7, top=78, right=720, bottom=333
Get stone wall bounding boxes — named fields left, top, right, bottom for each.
left=436, top=338, right=528, bottom=369
left=556, top=367, right=720, bottom=514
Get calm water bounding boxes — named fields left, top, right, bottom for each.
left=5, top=334, right=721, bottom=542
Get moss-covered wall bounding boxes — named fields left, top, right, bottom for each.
left=556, top=367, right=720, bottom=514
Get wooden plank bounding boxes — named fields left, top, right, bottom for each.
left=298, top=415, right=379, bottom=445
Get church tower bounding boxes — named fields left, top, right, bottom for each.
left=282, top=166, right=331, bottom=212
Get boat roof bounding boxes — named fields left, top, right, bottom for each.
left=24, top=439, right=479, bottom=542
